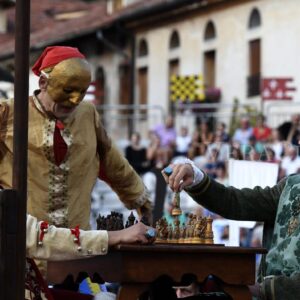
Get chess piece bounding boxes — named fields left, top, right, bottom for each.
left=192, top=217, right=206, bottom=244
left=179, top=223, right=186, bottom=243
left=167, top=223, right=173, bottom=242
left=127, top=211, right=136, bottom=227
left=155, top=218, right=168, bottom=243
left=204, top=215, right=214, bottom=244
left=171, top=192, right=182, bottom=216
left=173, top=217, right=180, bottom=242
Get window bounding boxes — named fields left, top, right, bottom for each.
left=138, top=67, right=148, bottom=115
left=204, top=21, right=216, bottom=41
left=169, top=30, right=180, bottom=49
left=169, top=59, right=180, bottom=113
left=204, top=50, right=216, bottom=88
left=138, top=39, right=148, bottom=57
left=248, top=8, right=261, bottom=29
left=247, top=39, right=261, bottom=97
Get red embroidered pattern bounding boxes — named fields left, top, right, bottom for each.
left=71, top=225, right=81, bottom=250
left=39, top=221, right=49, bottom=246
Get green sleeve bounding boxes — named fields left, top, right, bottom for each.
left=185, top=174, right=287, bottom=224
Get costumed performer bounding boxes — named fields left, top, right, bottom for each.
left=162, top=159, right=300, bottom=300
left=25, top=213, right=154, bottom=300
left=0, top=45, right=152, bottom=229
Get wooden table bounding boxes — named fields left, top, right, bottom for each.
left=47, top=244, right=266, bottom=300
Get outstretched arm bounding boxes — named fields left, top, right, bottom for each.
left=26, top=214, right=154, bottom=261
left=162, top=160, right=284, bottom=223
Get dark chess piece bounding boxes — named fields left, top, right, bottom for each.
left=96, top=214, right=106, bottom=230
left=116, top=214, right=124, bottom=230
left=126, top=212, right=136, bottom=227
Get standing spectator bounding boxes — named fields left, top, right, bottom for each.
left=125, top=132, right=151, bottom=175
left=174, top=126, right=192, bottom=158
left=153, top=115, right=176, bottom=149
left=277, top=114, right=300, bottom=145
left=153, top=115, right=176, bottom=167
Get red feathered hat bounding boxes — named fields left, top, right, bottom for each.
left=32, top=46, right=85, bottom=76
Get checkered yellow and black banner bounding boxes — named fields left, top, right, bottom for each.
left=169, top=74, right=205, bottom=102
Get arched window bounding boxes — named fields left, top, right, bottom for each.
left=204, top=21, right=216, bottom=41
left=138, top=39, right=148, bottom=57
left=248, top=8, right=261, bottom=29
left=169, top=30, right=180, bottom=49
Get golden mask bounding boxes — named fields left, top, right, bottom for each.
left=46, top=58, right=91, bottom=106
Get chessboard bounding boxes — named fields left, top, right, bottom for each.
left=155, top=213, right=214, bottom=244
left=96, top=211, right=214, bottom=245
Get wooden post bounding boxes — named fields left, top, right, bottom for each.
left=0, top=0, right=30, bottom=299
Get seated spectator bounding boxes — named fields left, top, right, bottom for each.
left=281, top=144, right=300, bottom=176
left=265, top=147, right=280, bottom=164
left=215, top=122, right=230, bottom=143
left=214, top=161, right=228, bottom=186
left=174, top=126, right=192, bottom=158
left=230, top=145, right=243, bottom=160
left=188, top=130, right=203, bottom=160
left=253, top=114, right=272, bottom=142
left=206, top=131, right=230, bottom=162
left=203, top=148, right=219, bottom=179
left=197, top=120, right=214, bottom=146
left=232, top=116, right=253, bottom=146
left=242, top=135, right=265, bottom=161
left=269, top=128, right=285, bottom=161
left=146, top=131, right=162, bottom=168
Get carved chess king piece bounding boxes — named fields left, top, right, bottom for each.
left=171, top=192, right=182, bottom=216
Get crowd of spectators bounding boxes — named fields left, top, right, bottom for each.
left=122, top=113, right=300, bottom=247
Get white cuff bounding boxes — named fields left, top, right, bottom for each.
left=172, top=157, right=204, bottom=188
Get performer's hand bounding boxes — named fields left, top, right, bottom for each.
left=108, top=222, right=155, bottom=246
left=137, top=200, right=153, bottom=226
left=162, top=163, right=194, bottom=192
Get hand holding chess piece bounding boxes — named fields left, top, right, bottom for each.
left=162, top=164, right=194, bottom=192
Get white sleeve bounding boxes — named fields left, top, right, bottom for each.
left=26, top=214, right=109, bottom=261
